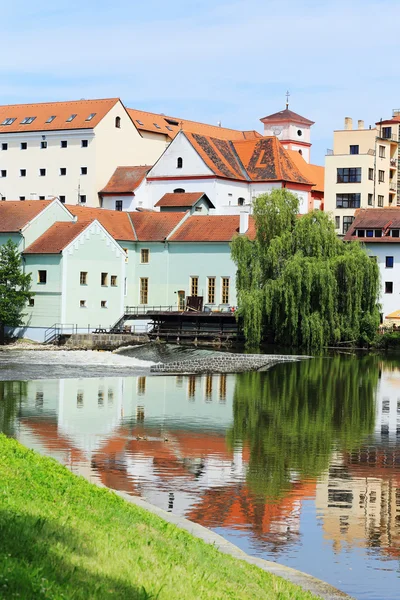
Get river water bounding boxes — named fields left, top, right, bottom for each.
left=0, top=346, right=399, bottom=600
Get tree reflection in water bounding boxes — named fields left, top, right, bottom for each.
left=0, top=381, right=27, bottom=437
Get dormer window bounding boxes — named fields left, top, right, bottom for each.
left=20, top=116, right=36, bottom=124
left=1, top=117, right=16, bottom=125
left=115, top=116, right=121, bottom=128
left=86, top=113, right=96, bottom=121
left=357, top=230, right=365, bottom=238
left=46, top=115, right=56, bottom=123
left=66, top=114, right=77, bottom=122
left=177, top=157, right=183, bottom=169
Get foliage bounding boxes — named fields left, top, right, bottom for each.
left=227, top=355, right=378, bottom=501
left=0, top=381, right=27, bottom=436
left=0, top=435, right=319, bottom=600
left=0, top=240, right=33, bottom=340
left=374, top=330, right=400, bottom=349
left=231, top=190, right=380, bottom=349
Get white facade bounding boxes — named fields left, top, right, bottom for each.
left=365, top=242, right=400, bottom=319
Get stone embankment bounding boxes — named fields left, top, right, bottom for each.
left=62, top=333, right=150, bottom=350
left=150, top=353, right=309, bottom=374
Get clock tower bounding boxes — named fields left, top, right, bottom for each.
left=260, top=94, right=314, bottom=163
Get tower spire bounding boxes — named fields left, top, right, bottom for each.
left=285, top=90, right=290, bottom=109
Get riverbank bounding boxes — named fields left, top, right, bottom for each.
left=0, top=436, right=321, bottom=600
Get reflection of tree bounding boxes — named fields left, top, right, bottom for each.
left=228, top=356, right=378, bottom=501
left=0, top=381, right=26, bottom=437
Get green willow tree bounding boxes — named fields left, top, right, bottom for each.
left=0, top=240, right=33, bottom=344
left=231, top=189, right=380, bottom=348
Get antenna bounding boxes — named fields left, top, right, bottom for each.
left=286, top=90, right=290, bottom=109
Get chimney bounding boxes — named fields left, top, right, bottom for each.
left=239, top=211, right=249, bottom=234
left=358, top=119, right=364, bottom=130
left=344, top=117, right=353, bottom=130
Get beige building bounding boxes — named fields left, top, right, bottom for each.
left=324, top=116, right=398, bottom=235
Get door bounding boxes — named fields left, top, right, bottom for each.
left=177, top=291, right=185, bottom=311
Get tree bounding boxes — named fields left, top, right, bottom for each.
left=0, top=240, right=33, bottom=343
left=231, top=190, right=380, bottom=349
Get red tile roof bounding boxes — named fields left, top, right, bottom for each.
left=260, top=108, right=314, bottom=126
left=344, top=208, right=400, bottom=242
left=129, top=211, right=186, bottom=241
left=0, top=200, right=53, bottom=232
left=155, top=192, right=213, bottom=208
left=23, top=221, right=91, bottom=254
left=99, top=166, right=151, bottom=195
left=168, top=215, right=256, bottom=242
left=127, top=108, right=262, bottom=141
left=0, top=98, right=119, bottom=134
left=286, top=150, right=324, bottom=193
left=68, top=206, right=135, bottom=241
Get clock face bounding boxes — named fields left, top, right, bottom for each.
left=272, top=126, right=282, bottom=136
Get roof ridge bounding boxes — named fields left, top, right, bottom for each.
left=0, top=98, right=120, bottom=109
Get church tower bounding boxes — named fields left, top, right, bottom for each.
left=260, top=93, right=314, bottom=163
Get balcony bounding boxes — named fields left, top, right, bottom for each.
left=389, top=179, right=397, bottom=191
left=390, top=158, right=397, bottom=168
left=379, top=130, right=398, bottom=143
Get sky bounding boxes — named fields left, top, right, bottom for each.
left=3, top=0, right=400, bottom=165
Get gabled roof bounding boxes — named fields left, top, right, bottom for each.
left=260, top=108, right=314, bottom=126
left=0, top=98, right=119, bottom=134
left=168, top=215, right=256, bottom=242
left=286, top=150, right=324, bottom=193
left=68, top=206, right=135, bottom=241
left=343, top=208, right=400, bottom=242
left=23, top=221, right=91, bottom=254
left=154, top=192, right=214, bottom=209
left=129, top=211, right=186, bottom=241
left=0, top=200, right=53, bottom=232
left=100, top=166, right=151, bottom=195
left=127, top=108, right=262, bottom=141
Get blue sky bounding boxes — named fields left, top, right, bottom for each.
left=3, top=0, right=400, bottom=164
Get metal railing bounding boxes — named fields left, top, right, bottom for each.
left=44, top=323, right=76, bottom=344
left=379, top=131, right=398, bottom=142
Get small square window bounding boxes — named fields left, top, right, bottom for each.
left=80, top=300, right=86, bottom=308
left=79, top=195, right=86, bottom=204
left=101, top=300, right=107, bottom=308
left=28, top=298, right=35, bottom=307
left=101, top=272, right=108, bottom=286
left=39, top=168, right=46, bottom=176
left=81, top=139, right=88, bottom=148
left=41, top=141, right=47, bottom=149
left=86, top=113, right=96, bottom=121
left=20, top=169, right=26, bottom=177
left=20, top=142, right=27, bottom=150
left=38, top=270, right=47, bottom=284
left=59, top=195, right=66, bottom=203
left=358, top=230, right=365, bottom=237
left=111, top=275, right=117, bottom=287
left=39, top=196, right=45, bottom=200
left=385, top=281, right=393, bottom=294
left=81, top=166, right=87, bottom=175
left=19, top=196, right=25, bottom=201
left=66, top=114, right=77, bottom=122
left=61, top=140, right=67, bottom=148
left=141, top=249, right=149, bottom=264
left=366, top=230, right=374, bottom=237
left=392, top=229, right=400, bottom=238
left=386, top=256, right=394, bottom=268
left=60, top=167, right=67, bottom=176
left=46, top=116, right=56, bottom=123
left=1, top=170, right=7, bottom=177
left=1, top=143, right=7, bottom=150
left=80, top=271, right=88, bottom=285
left=350, top=145, right=359, bottom=155
left=115, top=200, right=123, bottom=211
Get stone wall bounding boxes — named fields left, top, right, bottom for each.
left=62, top=333, right=149, bottom=350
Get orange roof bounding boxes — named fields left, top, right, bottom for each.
left=260, top=108, right=314, bottom=126
left=68, top=206, right=135, bottom=241
left=343, top=208, right=400, bottom=242
left=169, top=215, right=256, bottom=242
left=129, top=211, right=186, bottom=241
left=0, top=98, right=119, bottom=134
left=0, top=199, right=53, bottom=232
left=155, top=192, right=213, bottom=208
left=286, top=150, right=324, bottom=193
left=23, top=221, right=91, bottom=254
left=127, top=107, right=262, bottom=141
left=100, top=166, right=151, bottom=195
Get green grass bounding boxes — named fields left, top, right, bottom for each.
left=0, top=435, right=320, bottom=600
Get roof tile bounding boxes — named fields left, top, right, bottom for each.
left=23, top=221, right=90, bottom=254
left=129, top=211, right=186, bottom=241
left=0, top=200, right=53, bottom=232
left=169, top=215, right=256, bottom=242
left=100, top=166, right=151, bottom=195
left=260, top=108, right=314, bottom=126
left=68, top=206, right=135, bottom=241
left=344, top=208, right=400, bottom=241
left=155, top=192, right=208, bottom=208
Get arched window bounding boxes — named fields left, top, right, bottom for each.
left=238, top=197, right=245, bottom=206
left=177, top=157, right=183, bottom=169
left=298, top=149, right=303, bottom=155
left=173, top=188, right=185, bottom=193
left=115, top=116, right=121, bottom=128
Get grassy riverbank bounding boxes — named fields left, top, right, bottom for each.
left=0, top=435, right=320, bottom=600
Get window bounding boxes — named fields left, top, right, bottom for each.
left=115, top=116, right=121, bottom=128
left=188, top=375, right=196, bottom=399
left=39, top=196, right=45, bottom=200
left=335, top=216, right=340, bottom=229
left=137, top=377, right=146, bottom=395
left=59, top=195, right=66, bottom=203
left=298, top=149, right=303, bottom=155
left=350, top=145, right=359, bottom=154
left=79, top=195, right=86, bottom=204
left=81, top=139, right=88, bottom=148
left=140, top=278, right=148, bottom=304
left=38, top=270, right=47, bottom=284
left=140, top=249, right=149, bottom=264
left=336, top=194, right=361, bottom=208
left=61, top=140, right=67, bottom=148
left=368, top=193, right=373, bottom=205
left=100, top=300, right=107, bottom=308
left=20, top=169, right=26, bottom=177
left=337, top=167, right=361, bottom=183
left=66, top=114, right=77, bottom=122
left=46, top=115, right=56, bottom=123
left=385, top=281, right=393, bottom=294
left=20, top=142, right=27, bottom=150
left=379, top=170, right=385, bottom=182
left=39, top=168, right=46, bottom=176
left=28, top=298, right=35, bottom=307
left=369, top=168, right=374, bottom=180
left=190, top=276, right=199, bottom=297
left=386, top=256, right=394, bottom=268
left=40, top=140, right=47, bottom=149
left=177, top=157, right=183, bottom=168
left=80, top=271, right=87, bottom=285
left=205, top=375, right=213, bottom=401
left=60, top=167, right=66, bottom=176
left=1, top=117, right=16, bottom=125
left=219, top=374, right=227, bottom=402
left=20, top=116, right=36, bottom=124
left=153, top=123, right=161, bottom=129
left=1, top=143, right=7, bottom=150
left=375, top=229, right=382, bottom=237
left=86, top=113, right=96, bottom=121
left=1, top=170, right=6, bottom=177
left=382, top=127, right=392, bottom=139
left=378, top=195, right=384, bottom=207
left=136, top=119, right=144, bottom=125
left=111, top=275, right=117, bottom=287
left=19, top=196, right=25, bottom=201
left=80, top=300, right=86, bottom=308
left=81, top=166, right=87, bottom=175
left=208, top=277, right=216, bottom=304
left=392, top=229, right=400, bottom=238
left=366, top=230, right=374, bottom=237
left=379, top=146, right=386, bottom=158
left=115, top=200, right=123, bottom=211
left=238, top=197, right=245, bottom=206
left=357, top=230, right=365, bottom=237
left=173, top=188, right=185, bottom=193
left=101, top=272, right=108, bottom=286
left=343, top=216, right=355, bottom=234
left=221, top=277, right=230, bottom=304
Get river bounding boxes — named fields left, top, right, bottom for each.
left=0, top=346, right=399, bottom=600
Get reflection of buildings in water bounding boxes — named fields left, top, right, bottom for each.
left=375, top=367, right=400, bottom=442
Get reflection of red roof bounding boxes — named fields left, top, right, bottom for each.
left=0, top=200, right=53, bottom=232
left=168, top=215, right=256, bottom=242
left=20, top=418, right=86, bottom=462
left=23, top=221, right=91, bottom=254
left=100, top=166, right=151, bottom=195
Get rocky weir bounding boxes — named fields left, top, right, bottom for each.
left=150, top=353, right=310, bottom=375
